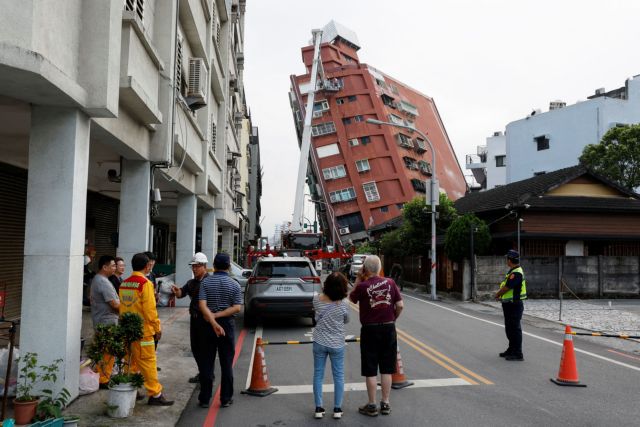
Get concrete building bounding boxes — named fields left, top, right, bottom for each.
left=465, top=131, right=507, bottom=190
left=247, top=126, right=263, bottom=247
left=0, top=0, right=255, bottom=397
left=289, top=21, right=467, bottom=243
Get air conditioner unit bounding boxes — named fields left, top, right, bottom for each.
left=338, top=226, right=350, bottom=235
left=187, top=58, right=208, bottom=105
left=312, top=110, right=324, bottom=118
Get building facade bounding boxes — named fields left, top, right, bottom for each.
left=0, top=0, right=257, bottom=396
left=289, top=21, right=467, bottom=244
left=465, top=131, right=506, bottom=190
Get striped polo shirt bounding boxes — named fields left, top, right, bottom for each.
left=198, top=271, right=242, bottom=317
left=312, top=294, right=350, bottom=348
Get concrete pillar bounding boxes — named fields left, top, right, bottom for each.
left=201, top=208, right=217, bottom=263
left=176, top=194, right=197, bottom=290
left=117, top=160, right=150, bottom=273
left=221, top=227, right=235, bottom=256
left=20, top=106, right=90, bottom=398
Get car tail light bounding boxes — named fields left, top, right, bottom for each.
left=248, top=276, right=269, bottom=284
left=302, top=276, right=321, bottom=283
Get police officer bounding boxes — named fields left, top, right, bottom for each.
left=495, top=249, right=527, bottom=361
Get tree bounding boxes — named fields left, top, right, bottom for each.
left=579, top=124, right=640, bottom=191
left=356, top=241, right=378, bottom=254
left=444, top=214, right=491, bottom=261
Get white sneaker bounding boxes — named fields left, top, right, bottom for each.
left=333, top=408, right=343, bottom=419
left=314, top=407, right=325, bottom=419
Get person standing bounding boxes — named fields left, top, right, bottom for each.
left=495, top=250, right=527, bottom=361
left=119, top=252, right=174, bottom=406
left=90, top=255, right=119, bottom=388
left=171, top=252, right=210, bottom=384
left=197, top=253, right=241, bottom=408
left=108, top=256, right=125, bottom=293
left=312, top=272, right=350, bottom=420
left=349, top=255, right=403, bottom=417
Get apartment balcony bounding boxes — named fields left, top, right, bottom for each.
left=398, top=100, right=419, bottom=117
left=465, top=154, right=487, bottom=187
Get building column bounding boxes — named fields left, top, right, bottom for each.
left=176, top=194, right=197, bottom=291
left=221, top=227, right=235, bottom=256
left=201, top=208, right=217, bottom=262
left=117, top=160, right=150, bottom=274
left=21, top=106, right=90, bottom=398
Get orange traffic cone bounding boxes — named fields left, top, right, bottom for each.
left=550, top=325, right=587, bottom=387
left=242, top=338, right=278, bottom=396
left=391, top=345, right=414, bottom=389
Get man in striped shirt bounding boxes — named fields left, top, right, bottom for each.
left=197, top=253, right=242, bottom=408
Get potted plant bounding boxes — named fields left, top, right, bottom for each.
left=13, top=352, right=40, bottom=425
left=87, top=312, right=145, bottom=418
left=32, top=358, right=71, bottom=422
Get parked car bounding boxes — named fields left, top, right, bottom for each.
left=230, top=260, right=252, bottom=292
left=349, top=254, right=370, bottom=280
left=244, top=257, right=320, bottom=326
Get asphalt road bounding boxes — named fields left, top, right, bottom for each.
left=177, top=292, right=640, bottom=427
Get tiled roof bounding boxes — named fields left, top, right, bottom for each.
left=455, top=165, right=640, bottom=214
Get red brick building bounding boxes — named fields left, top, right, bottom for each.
left=289, top=21, right=467, bottom=243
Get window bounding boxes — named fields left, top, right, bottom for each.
left=342, top=117, right=352, bottom=125
left=397, top=133, right=413, bottom=148
left=381, top=94, right=395, bottom=107
left=375, top=78, right=386, bottom=88
left=355, top=159, right=370, bottom=172
left=403, top=157, right=418, bottom=170
left=348, top=95, right=357, bottom=102
left=418, top=160, right=431, bottom=175
left=210, top=116, right=217, bottom=154
left=125, top=0, right=144, bottom=22
left=311, top=122, right=336, bottom=137
left=354, top=115, right=364, bottom=122
left=396, top=203, right=404, bottom=210
left=414, top=138, right=427, bottom=153
left=344, top=54, right=354, bottom=63
left=362, top=182, right=380, bottom=202
left=316, top=143, right=340, bottom=158
left=535, top=135, right=550, bottom=151
left=389, top=114, right=404, bottom=125
left=380, top=206, right=389, bottom=213
left=322, top=165, right=346, bottom=180
left=411, top=179, right=426, bottom=193
left=495, top=155, right=506, bottom=167
left=336, top=98, right=345, bottom=105
left=361, top=136, right=371, bottom=145
left=313, top=100, right=329, bottom=113
left=176, top=37, right=186, bottom=96
left=349, top=138, right=359, bottom=147
left=329, top=187, right=356, bottom=203
left=390, top=85, right=400, bottom=95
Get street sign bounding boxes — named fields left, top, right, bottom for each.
left=425, top=179, right=440, bottom=206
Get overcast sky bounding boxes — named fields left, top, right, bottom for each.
left=243, top=0, right=640, bottom=241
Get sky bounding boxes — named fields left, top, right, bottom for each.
left=243, top=0, right=640, bottom=242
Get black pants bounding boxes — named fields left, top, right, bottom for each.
left=198, top=318, right=235, bottom=404
left=189, top=315, right=209, bottom=376
left=502, top=301, right=524, bottom=356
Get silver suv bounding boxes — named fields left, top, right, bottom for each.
left=349, top=254, right=369, bottom=280
left=244, top=257, right=320, bottom=326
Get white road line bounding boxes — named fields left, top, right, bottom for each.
left=245, top=325, right=263, bottom=389
left=402, top=293, right=640, bottom=373
left=272, top=378, right=471, bottom=395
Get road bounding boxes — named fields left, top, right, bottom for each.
left=177, top=291, right=640, bottom=426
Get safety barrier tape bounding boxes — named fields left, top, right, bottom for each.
left=570, top=331, right=640, bottom=340
left=261, top=338, right=360, bottom=345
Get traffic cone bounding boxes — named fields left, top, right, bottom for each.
left=550, top=325, right=587, bottom=387
left=391, top=344, right=414, bottom=389
left=241, top=338, right=278, bottom=396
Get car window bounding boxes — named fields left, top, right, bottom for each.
left=229, top=261, right=242, bottom=276
left=256, top=262, right=314, bottom=278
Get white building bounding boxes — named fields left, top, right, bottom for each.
left=465, top=131, right=506, bottom=190
left=506, top=75, right=640, bottom=183
left=0, top=0, right=254, bottom=396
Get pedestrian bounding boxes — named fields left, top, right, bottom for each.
left=197, top=253, right=242, bottom=408
left=119, top=252, right=174, bottom=406
left=349, top=255, right=403, bottom=417
left=312, top=272, right=350, bottom=420
left=108, top=256, right=125, bottom=293
left=144, top=251, right=158, bottom=299
left=495, top=249, right=527, bottom=361
left=390, top=263, right=403, bottom=291
left=171, top=252, right=210, bottom=385
left=89, top=255, right=119, bottom=388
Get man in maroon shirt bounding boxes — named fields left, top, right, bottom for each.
left=349, top=255, right=403, bottom=417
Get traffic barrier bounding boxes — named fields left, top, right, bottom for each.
left=261, top=338, right=360, bottom=345
left=391, top=344, right=414, bottom=389
left=550, top=325, right=587, bottom=387
left=241, top=338, right=278, bottom=396
left=569, top=331, right=640, bottom=340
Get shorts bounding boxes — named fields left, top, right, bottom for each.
left=360, top=323, right=397, bottom=377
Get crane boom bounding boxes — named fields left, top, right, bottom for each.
left=291, top=29, right=323, bottom=232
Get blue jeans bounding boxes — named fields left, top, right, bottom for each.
left=313, top=342, right=345, bottom=409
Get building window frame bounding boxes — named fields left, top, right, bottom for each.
left=329, top=187, right=356, bottom=203
left=495, top=155, right=506, bottom=167
left=362, top=181, right=381, bottom=202
left=311, top=121, right=337, bottom=137
left=355, top=159, right=370, bottom=173
left=535, top=135, right=550, bottom=151
left=322, top=165, right=347, bottom=180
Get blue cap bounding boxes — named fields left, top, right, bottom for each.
left=506, top=249, right=520, bottom=260
left=213, top=253, right=231, bottom=269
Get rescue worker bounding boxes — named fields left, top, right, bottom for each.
left=119, top=252, right=174, bottom=406
left=495, top=249, right=527, bottom=361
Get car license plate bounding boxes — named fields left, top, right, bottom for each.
left=274, top=285, right=293, bottom=293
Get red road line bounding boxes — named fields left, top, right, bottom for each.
left=203, top=328, right=248, bottom=427
left=607, top=349, right=640, bottom=362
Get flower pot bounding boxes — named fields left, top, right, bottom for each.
left=106, top=383, right=137, bottom=418
left=13, top=398, right=39, bottom=425
left=63, top=416, right=80, bottom=427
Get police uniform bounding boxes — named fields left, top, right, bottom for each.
left=498, top=251, right=527, bottom=360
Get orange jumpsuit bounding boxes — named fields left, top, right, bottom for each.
left=119, top=271, right=162, bottom=396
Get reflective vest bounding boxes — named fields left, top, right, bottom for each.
left=119, top=272, right=161, bottom=337
left=499, top=266, right=527, bottom=302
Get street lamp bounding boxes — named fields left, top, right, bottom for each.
left=367, top=118, right=438, bottom=301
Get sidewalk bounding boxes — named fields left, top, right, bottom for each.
left=65, top=307, right=196, bottom=427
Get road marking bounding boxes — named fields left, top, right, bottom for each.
left=607, top=349, right=640, bottom=362
left=245, top=325, right=263, bottom=390
left=401, top=293, right=640, bottom=373
left=348, top=302, right=491, bottom=385
left=272, top=378, right=471, bottom=394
